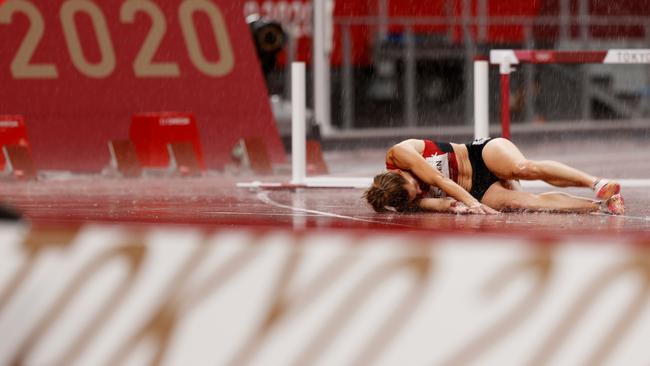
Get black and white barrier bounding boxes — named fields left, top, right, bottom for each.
left=0, top=224, right=649, bottom=365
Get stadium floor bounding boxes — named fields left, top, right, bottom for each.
left=0, top=136, right=648, bottom=237
left=1, top=175, right=648, bottom=238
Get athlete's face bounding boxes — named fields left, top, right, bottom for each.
left=398, top=170, right=422, bottom=202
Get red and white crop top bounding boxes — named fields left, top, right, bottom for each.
left=386, top=140, right=459, bottom=198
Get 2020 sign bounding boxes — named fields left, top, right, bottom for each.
left=0, top=0, right=235, bottom=79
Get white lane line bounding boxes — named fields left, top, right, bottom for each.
left=256, top=191, right=414, bottom=227
left=256, top=185, right=650, bottom=226
left=256, top=192, right=650, bottom=226
left=202, top=211, right=324, bottom=217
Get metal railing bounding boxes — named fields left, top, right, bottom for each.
left=269, top=7, right=650, bottom=130
left=329, top=15, right=650, bottom=129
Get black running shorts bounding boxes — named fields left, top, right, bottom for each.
left=465, top=138, right=501, bottom=201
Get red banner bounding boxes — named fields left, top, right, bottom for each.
left=0, top=0, right=285, bottom=171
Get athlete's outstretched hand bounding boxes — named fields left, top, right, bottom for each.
left=449, top=201, right=471, bottom=214
left=449, top=202, right=498, bottom=215
left=467, top=203, right=499, bottom=215
left=481, top=204, right=500, bottom=214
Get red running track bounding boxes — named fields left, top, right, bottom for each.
left=1, top=175, right=649, bottom=238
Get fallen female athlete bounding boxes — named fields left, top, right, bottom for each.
left=363, top=137, right=624, bottom=215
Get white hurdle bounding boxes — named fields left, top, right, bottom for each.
left=237, top=60, right=371, bottom=190
left=291, top=62, right=307, bottom=184
left=488, top=49, right=650, bottom=139
left=473, top=60, right=490, bottom=139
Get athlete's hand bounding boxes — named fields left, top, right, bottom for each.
left=480, top=204, right=500, bottom=215
left=467, top=203, right=499, bottom=215
left=449, top=201, right=471, bottom=214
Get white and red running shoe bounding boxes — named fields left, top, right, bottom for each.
left=593, top=179, right=621, bottom=200
left=599, top=193, right=625, bottom=215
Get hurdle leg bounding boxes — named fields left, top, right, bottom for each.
left=500, top=70, right=511, bottom=140
left=291, top=62, right=306, bottom=184
left=474, top=60, right=490, bottom=139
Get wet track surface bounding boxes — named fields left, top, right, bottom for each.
left=1, top=175, right=649, bottom=238
left=1, top=137, right=649, bottom=238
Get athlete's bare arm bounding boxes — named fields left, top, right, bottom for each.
left=418, top=197, right=471, bottom=214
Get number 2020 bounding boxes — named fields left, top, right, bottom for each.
left=0, top=0, right=235, bottom=79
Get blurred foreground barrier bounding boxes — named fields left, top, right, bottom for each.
left=0, top=224, right=649, bottom=365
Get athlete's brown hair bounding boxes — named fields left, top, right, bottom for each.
left=363, top=171, right=411, bottom=212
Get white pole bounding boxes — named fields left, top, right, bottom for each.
left=313, top=0, right=332, bottom=135
left=292, top=62, right=306, bottom=184
left=473, top=60, right=490, bottom=139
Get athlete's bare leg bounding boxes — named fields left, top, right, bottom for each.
left=481, top=138, right=595, bottom=188
left=481, top=182, right=601, bottom=213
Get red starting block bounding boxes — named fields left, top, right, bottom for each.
left=3, top=145, right=36, bottom=180
left=0, top=115, right=30, bottom=171
left=129, top=112, right=205, bottom=170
